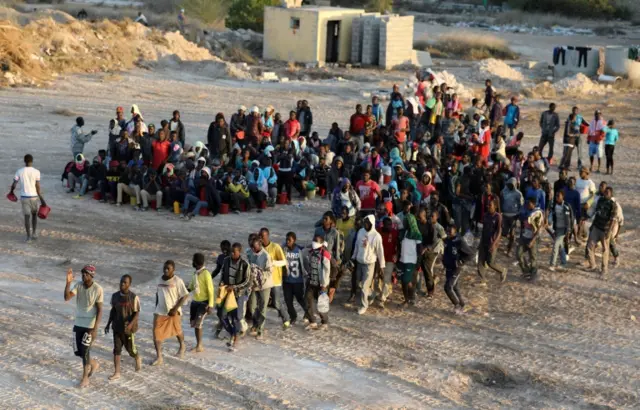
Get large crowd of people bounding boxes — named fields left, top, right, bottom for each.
left=9, top=71, right=625, bottom=387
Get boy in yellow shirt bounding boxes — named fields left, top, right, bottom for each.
left=188, top=253, right=214, bottom=352
left=259, top=227, right=291, bottom=329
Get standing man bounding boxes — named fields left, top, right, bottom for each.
left=153, top=260, right=189, bottom=366
left=586, top=187, right=618, bottom=275
left=355, top=168, right=381, bottom=217
left=64, top=265, right=103, bottom=388
left=304, top=235, right=332, bottom=330
left=503, top=96, right=520, bottom=138
left=477, top=200, right=507, bottom=283
left=259, top=228, right=291, bottom=329
left=104, top=274, right=141, bottom=380
left=188, top=253, right=214, bottom=353
left=547, top=190, right=574, bottom=271
left=314, top=212, right=342, bottom=303
left=538, top=103, right=560, bottom=163
left=501, top=177, right=523, bottom=257
left=169, top=110, right=186, bottom=146
left=353, top=215, right=386, bottom=315
left=71, top=117, right=97, bottom=158
left=283, top=232, right=308, bottom=325
left=10, top=154, right=46, bottom=242
left=247, top=235, right=274, bottom=340
left=419, top=209, right=447, bottom=299
left=218, top=242, right=251, bottom=351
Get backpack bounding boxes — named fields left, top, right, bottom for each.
left=61, top=161, right=74, bottom=182
left=249, top=263, right=270, bottom=290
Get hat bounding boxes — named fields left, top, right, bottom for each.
left=197, top=157, right=206, bottom=163
left=409, top=165, right=417, bottom=173
left=81, top=265, right=96, bottom=277
left=251, top=106, right=260, bottom=114
left=266, top=104, right=274, bottom=112
left=201, top=167, right=211, bottom=176
left=186, top=151, right=196, bottom=159
left=264, top=145, right=275, bottom=157
left=394, top=163, right=403, bottom=169
left=75, top=153, right=84, bottom=163
left=363, top=142, right=371, bottom=149
left=163, top=163, right=175, bottom=176
left=507, top=177, right=517, bottom=186
left=211, top=158, right=221, bottom=167
left=251, top=160, right=260, bottom=167
left=422, top=171, right=432, bottom=180
left=148, top=123, right=156, bottom=129
left=116, top=106, right=124, bottom=113
left=239, top=105, right=246, bottom=111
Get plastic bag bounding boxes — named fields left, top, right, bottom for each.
left=317, top=292, right=330, bottom=314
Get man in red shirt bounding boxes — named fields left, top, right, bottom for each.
left=350, top=104, right=366, bottom=151
left=151, top=130, right=170, bottom=172
left=374, top=217, right=399, bottom=308
left=283, top=111, right=300, bottom=140
left=355, top=168, right=381, bottom=216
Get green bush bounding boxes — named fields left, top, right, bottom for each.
left=182, top=0, right=228, bottom=25
left=225, top=0, right=280, bottom=32
left=508, top=0, right=629, bottom=19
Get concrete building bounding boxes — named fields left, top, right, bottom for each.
left=552, top=46, right=600, bottom=78
left=263, top=5, right=418, bottom=70
left=263, top=6, right=365, bottom=65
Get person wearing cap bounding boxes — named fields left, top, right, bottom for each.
left=297, top=100, right=313, bottom=138
left=71, top=117, right=97, bottom=158
left=246, top=106, right=264, bottom=147
left=231, top=106, right=247, bottom=147
left=352, top=214, right=385, bottom=315
left=64, top=265, right=103, bottom=388
left=67, top=153, right=90, bottom=198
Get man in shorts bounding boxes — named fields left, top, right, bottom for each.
left=64, top=265, right=103, bottom=388
left=104, top=274, right=141, bottom=380
left=188, top=253, right=214, bottom=353
left=10, top=154, right=47, bottom=242
left=153, top=260, right=189, bottom=365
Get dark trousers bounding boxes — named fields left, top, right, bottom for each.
left=277, top=171, right=294, bottom=200
left=560, top=145, right=574, bottom=169
left=305, top=284, right=328, bottom=324
left=538, top=133, right=555, bottom=159
left=605, top=144, right=615, bottom=170
left=250, top=190, right=266, bottom=207
left=444, top=268, right=464, bottom=307
left=350, top=261, right=359, bottom=296
left=283, top=282, right=307, bottom=322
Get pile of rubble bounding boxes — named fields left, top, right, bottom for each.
left=204, top=29, right=263, bottom=61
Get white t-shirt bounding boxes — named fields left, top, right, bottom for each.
left=400, top=238, right=420, bottom=264
left=155, top=275, right=189, bottom=316
left=70, top=281, right=104, bottom=329
left=14, top=167, right=41, bottom=198
left=575, top=178, right=596, bottom=205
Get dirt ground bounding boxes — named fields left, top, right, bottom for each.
left=0, top=59, right=639, bottom=409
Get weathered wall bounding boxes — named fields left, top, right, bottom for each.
left=604, top=46, right=640, bottom=77
left=263, top=7, right=319, bottom=63
left=316, top=8, right=364, bottom=64
left=553, top=46, right=599, bottom=78
left=379, top=15, right=414, bottom=70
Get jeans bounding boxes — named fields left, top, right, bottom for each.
left=283, top=282, right=307, bottom=322
left=550, top=228, right=567, bottom=267
left=270, top=286, right=290, bottom=323
left=249, top=288, right=271, bottom=332
left=305, top=284, right=328, bottom=324
left=575, top=135, right=583, bottom=168
left=357, top=263, right=376, bottom=309
left=219, top=294, right=248, bottom=337
left=444, top=267, right=464, bottom=307
left=182, top=193, right=207, bottom=216
left=504, top=123, right=516, bottom=137
left=516, top=237, right=539, bottom=278
left=538, top=133, right=555, bottom=159
left=68, top=173, right=88, bottom=195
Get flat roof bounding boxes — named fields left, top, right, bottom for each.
left=266, top=6, right=365, bottom=13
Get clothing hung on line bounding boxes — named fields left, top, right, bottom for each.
left=567, top=46, right=592, bottom=68
left=629, top=46, right=640, bottom=61
left=553, top=46, right=566, bottom=65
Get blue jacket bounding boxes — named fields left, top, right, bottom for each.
left=504, top=103, right=520, bottom=126
left=563, top=187, right=581, bottom=220
left=525, top=187, right=546, bottom=211
left=442, top=237, right=461, bottom=270
left=262, top=166, right=277, bottom=185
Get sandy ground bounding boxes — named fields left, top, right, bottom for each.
left=0, top=66, right=639, bottom=409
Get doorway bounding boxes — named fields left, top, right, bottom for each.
left=325, top=20, right=340, bottom=63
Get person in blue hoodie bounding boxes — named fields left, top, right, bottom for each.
left=260, top=157, right=278, bottom=206
left=525, top=177, right=546, bottom=211
left=246, top=161, right=268, bottom=212
left=503, top=96, right=520, bottom=138
left=371, top=95, right=385, bottom=129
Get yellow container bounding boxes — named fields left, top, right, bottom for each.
left=173, top=201, right=181, bottom=214
left=130, top=196, right=137, bottom=206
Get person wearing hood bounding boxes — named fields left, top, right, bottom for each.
left=246, top=106, right=264, bottom=147
left=108, top=107, right=126, bottom=156
left=126, top=105, right=148, bottom=135
left=230, top=106, right=247, bottom=147
left=328, top=156, right=347, bottom=196
left=302, top=235, right=331, bottom=329
left=332, top=177, right=360, bottom=218
left=67, top=153, right=90, bottom=198
left=296, top=100, right=313, bottom=137
left=352, top=214, right=385, bottom=315
left=71, top=117, right=97, bottom=158
left=325, top=123, right=343, bottom=153
left=261, top=157, right=278, bottom=206
left=169, top=110, right=186, bottom=146
left=247, top=161, right=268, bottom=212
left=181, top=166, right=211, bottom=220
left=417, top=172, right=436, bottom=203
left=500, top=177, right=523, bottom=256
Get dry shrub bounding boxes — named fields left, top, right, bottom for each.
left=430, top=32, right=517, bottom=61
left=51, top=108, right=79, bottom=116
left=225, top=46, right=256, bottom=64
left=0, top=21, right=44, bottom=83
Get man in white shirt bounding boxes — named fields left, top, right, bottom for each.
left=574, top=167, right=596, bottom=239
left=10, top=154, right=46, bottom=242
left=352, top=215, right=386, bottom=315
left=153, top=260, right=189, bottom=366
left=63, top=264, right=103, bottom=388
